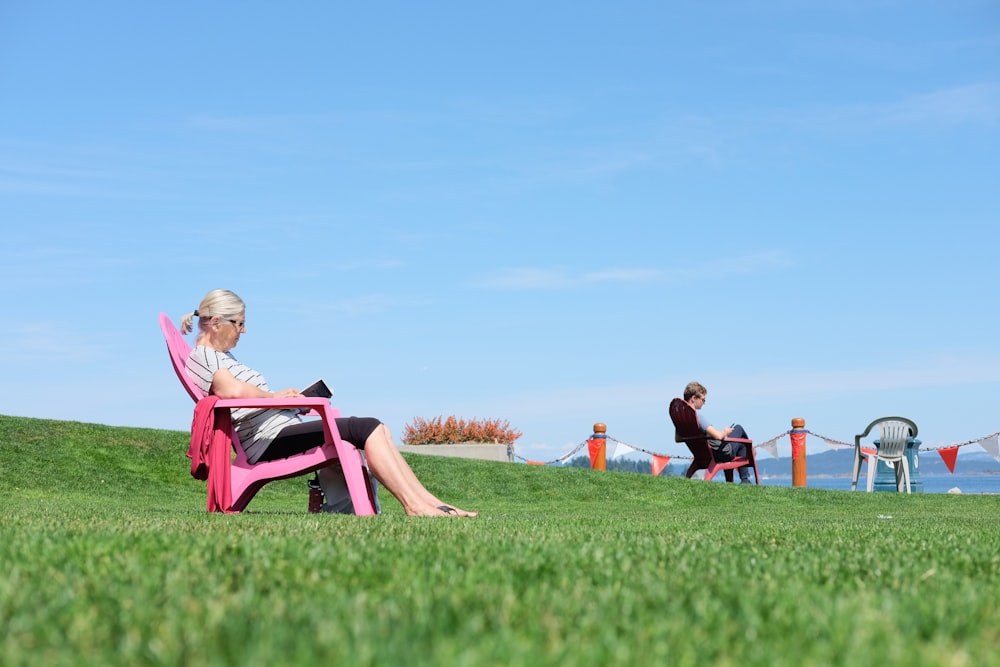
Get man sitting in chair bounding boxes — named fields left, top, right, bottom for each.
left=684, top=381, right=755, bottom=484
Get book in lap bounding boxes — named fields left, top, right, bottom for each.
left=301, top=378, right=333, bottom=399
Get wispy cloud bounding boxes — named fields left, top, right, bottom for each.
left=786, top=28, right=1000, bottom=76
left=0, top=142, right=175, bottom=200
left=884, top=83, right=1000, bottom=126
left=0, top=323, right=108, bottom=363
left=332, top=258, right=405, bottom=272
left=478, top=250, right=793, bottom=291
left=728, top=354, right=1000, bottom=403
left=0, top=246, right=138, bottom=287
left=477, top=266, right=665, bottom=290
left=787, top=82, right=1000, bottom=134
left=704, top=249, right=795, bottom=277
left=181, top=113, right=343, bottom=134
left=271, top=292, right=428, bottom=319
left=0, top=165, right=148, bottom=199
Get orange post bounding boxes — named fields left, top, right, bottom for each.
left=790, top=418, right=807, bottom=487
left=587, top=422, right=607, bottom=471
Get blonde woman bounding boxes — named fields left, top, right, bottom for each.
left=180, top=289, right=477, bottom=517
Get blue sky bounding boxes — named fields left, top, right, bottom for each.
left=2, top=1, right=998, bottom=466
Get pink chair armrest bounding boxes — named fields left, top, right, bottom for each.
left=213, top=397, right=335, bottom=411
left=213, top=398, right=344, bottom=447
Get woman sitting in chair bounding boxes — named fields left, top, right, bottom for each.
left=180, top=288, right=477, bottom=518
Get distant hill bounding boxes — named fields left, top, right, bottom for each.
left=554, top=446, right=1000, bottom=479
left=757, top=448, right=1000, bottom=478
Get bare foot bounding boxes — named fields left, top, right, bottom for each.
left=405, top=503, right=478, bottom=517
left=436, top=504, right=478, bottom=518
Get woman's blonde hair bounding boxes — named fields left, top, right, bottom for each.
left=180, top=289, right=245, bottom=335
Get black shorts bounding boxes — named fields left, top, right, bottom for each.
left=257, top=417, right=382, bottom=462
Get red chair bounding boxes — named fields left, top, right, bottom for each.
left=668, top=397, right=759, bottom=483
left=159, top=312, right=377, bottom=514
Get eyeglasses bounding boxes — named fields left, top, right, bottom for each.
left=226, top=319, right=246, bottom=329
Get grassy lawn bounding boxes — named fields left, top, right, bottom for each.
left=1, top=414, right=998, bottom=666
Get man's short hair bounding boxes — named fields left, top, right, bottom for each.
left=683, top=381, right=707, bottom=401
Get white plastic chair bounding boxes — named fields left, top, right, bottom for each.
left=851, top=417, right=918, bottom=493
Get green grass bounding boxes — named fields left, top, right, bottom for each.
left=1, top=414, right=998, bottom=667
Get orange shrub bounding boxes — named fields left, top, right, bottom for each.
left=401, top=416, right=522, bottom=445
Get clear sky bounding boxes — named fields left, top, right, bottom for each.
left=2, top=1, right=998, bottom=466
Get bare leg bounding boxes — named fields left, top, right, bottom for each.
left=363, top=424, right=478, bottom=517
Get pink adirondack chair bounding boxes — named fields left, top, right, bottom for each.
left=669, top=398, right=759, bottom=484
left=159, top=312, right=377, bottom=514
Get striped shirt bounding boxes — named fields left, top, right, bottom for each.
left=185, top=346, right=300, bottom=464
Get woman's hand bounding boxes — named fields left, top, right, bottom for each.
left=271, top=388, right=303, bottom=398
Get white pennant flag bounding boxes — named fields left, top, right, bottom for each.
left=759, top=439, right=779, bottom=459
left=979, top=435, right=1000, bottom=462
left=610, top=441, right=634, bottom=460
left=821, top=437, right=852, bottom=450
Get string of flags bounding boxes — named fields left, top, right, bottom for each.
left=809, top=430, right=1000, bottom=474
left=516, top=429, right=1000, bottom=475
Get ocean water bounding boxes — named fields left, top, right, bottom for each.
left=758, top=474, right=999, bottom=494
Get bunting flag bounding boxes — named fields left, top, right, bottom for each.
left=980, top=435, right=1000, bottom=463
left=651, top=455, right=672, bottom=476
left=759, top=439, right=778, bottom=460
left=611, top=441, right=634, bottom=460
left=587, top=438, right=607, bottom=471
left=937, top=447, right=959, bottom=474
left=820, top=437, right=852, bottom=450
left=521, top=429, right=1000, bottom=472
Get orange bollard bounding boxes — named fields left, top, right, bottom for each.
left=587, top=423, right=607, bottom=471
left=790, top=418, right=807, bottom=487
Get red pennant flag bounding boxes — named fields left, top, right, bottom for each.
left=651, top=455, right=672, bottom=476
left=587, top=438, right=607, bottom=471
left=937, top=447, right=959, bottom=474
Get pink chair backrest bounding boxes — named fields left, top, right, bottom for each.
left=159, top=312, right=207, bottom=403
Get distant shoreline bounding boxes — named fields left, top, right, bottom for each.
left=762, top=472, right=1000, bottom=480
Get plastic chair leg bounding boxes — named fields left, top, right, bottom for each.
left=866, top=458, right=877, bottom=492
left=851, top=454, right=862, bottom=491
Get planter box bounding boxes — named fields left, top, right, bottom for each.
left=397, top=442, right=514, bottom=463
